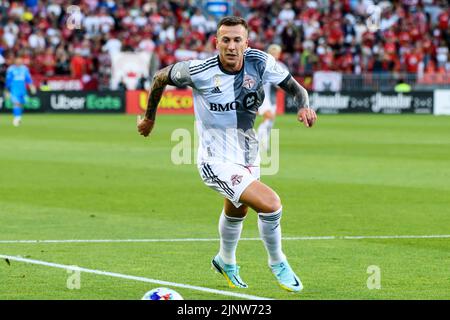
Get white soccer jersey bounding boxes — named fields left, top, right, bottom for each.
left=259, top=60, right=289, bottom=115
left=169, top=48, right=291, bottom=166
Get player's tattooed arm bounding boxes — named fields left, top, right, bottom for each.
left=279, top=76, right=310, bottom=109
left=279, top=76, right=317, bottom=127
left=138, top=65, right=173, bottom=137
left=144, top=65, right=173, bottom=120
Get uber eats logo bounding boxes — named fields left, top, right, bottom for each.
left=50, top=94, right=84, bottom=110
left=50, top=93, right=122, bottom=111
left=3, top=96, right=41, bottom=110
left=86, top=94, right=121, bottom=110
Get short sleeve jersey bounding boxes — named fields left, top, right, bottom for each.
left=6, top=65, right=33, bottom=96
left=169, top=48, right=291, bottom=166
left=260, top=60, right=289, bottom=112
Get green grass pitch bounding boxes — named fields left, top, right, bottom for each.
left=0, top=113, right=449, bottom=300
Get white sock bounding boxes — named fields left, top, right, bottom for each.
left=257, top=120, right=273, bottom=150
left=258, top=207, right=286, bottom=265
left=13, top=116, right=22, bottom=127
left=218, top=211, right=244, bottom=265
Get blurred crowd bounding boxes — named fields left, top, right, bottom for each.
left=0, top=0, right=449, bottom=90
left=243, top=0, right=449, bottom=76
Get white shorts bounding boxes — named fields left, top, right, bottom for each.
left=198, top=162, right=260, bottom=208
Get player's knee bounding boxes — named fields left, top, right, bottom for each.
left=261, top=193, right=281, bottom=213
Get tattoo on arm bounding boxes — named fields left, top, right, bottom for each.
left=279, top=76, right=310, bottom=110
left=145, top=65, right=172, bottom=120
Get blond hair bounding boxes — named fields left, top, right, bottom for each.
left=267, top=44, right=282, bottom=58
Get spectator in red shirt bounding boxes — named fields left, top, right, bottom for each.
left=384, top=38, right=397, bottom=56
left=42, top=47, right=56, bottom=76
left=318, top=46, right=335, bottom=71
left=33, top=48, right=46, bottom=75
left=424, top=59, right=436, bottom=74
left=361, top=29, right=375, bottom=48
left=70, top=49, right=86, bottom=79
left=404, top=45, right=423, bottom=73
left=338, top=49, right=354, bottom=73
left=327, top=20, right=344, bottom=49
left=409, top=25, right=422, bottom=42
left=438, top=10, right=449, bottom=31
left=398, top=26, right=411, bottom=47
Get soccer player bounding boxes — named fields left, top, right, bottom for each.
left=137, top=16, right=317, bottom=292
left=5, top=57, right=36, bottom=127
left=257, top=44, right=287, bottom=151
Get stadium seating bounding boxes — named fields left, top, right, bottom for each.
left=0, top=0, right=448, bottom=91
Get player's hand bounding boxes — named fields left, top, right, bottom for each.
left=4, top=91, right=10, bottom=100
left=297, top=107, right=317, bottom=128
left=137, top=115, right=155, bottom=137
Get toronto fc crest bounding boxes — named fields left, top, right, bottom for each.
left=242, top=74, right=256, bottom=89
left=231, top=174, right=243, bottom=186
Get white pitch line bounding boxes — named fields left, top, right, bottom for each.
left=0, top=238, right=224, bottom=244
left=341, top=234, right=450, bottom=240
left=0, top=234, right=450, bottom=244
left=0, top=254, right=272, bottom=301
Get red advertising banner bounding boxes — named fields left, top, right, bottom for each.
left=126, top=89, right=194, bottom=115
left=127, top=88, right=286, bottom=115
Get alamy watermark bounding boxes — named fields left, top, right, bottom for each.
left=365, top=2, right=391, bottom=33
left=366, top=265, right=381, bottom=290
left=66, top=266, right=81, bottom=290
left=66, top=5, right=82, bottom=30
left=170, top=122, right=280, bottom=176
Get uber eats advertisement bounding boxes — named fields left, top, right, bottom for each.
left=0, top=95, right=43, bottom=113
left=0, top=91, right=125, bottom=113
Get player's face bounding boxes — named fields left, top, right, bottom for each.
left=216, top=24, right=248, bottom=72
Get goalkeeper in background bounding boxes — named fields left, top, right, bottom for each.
left=5, top=57, right=36, bottom=127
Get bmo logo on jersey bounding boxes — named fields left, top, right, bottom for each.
left=209, top=93, right=259, bottom=112
left=209, top=101, right=240, bottom=112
